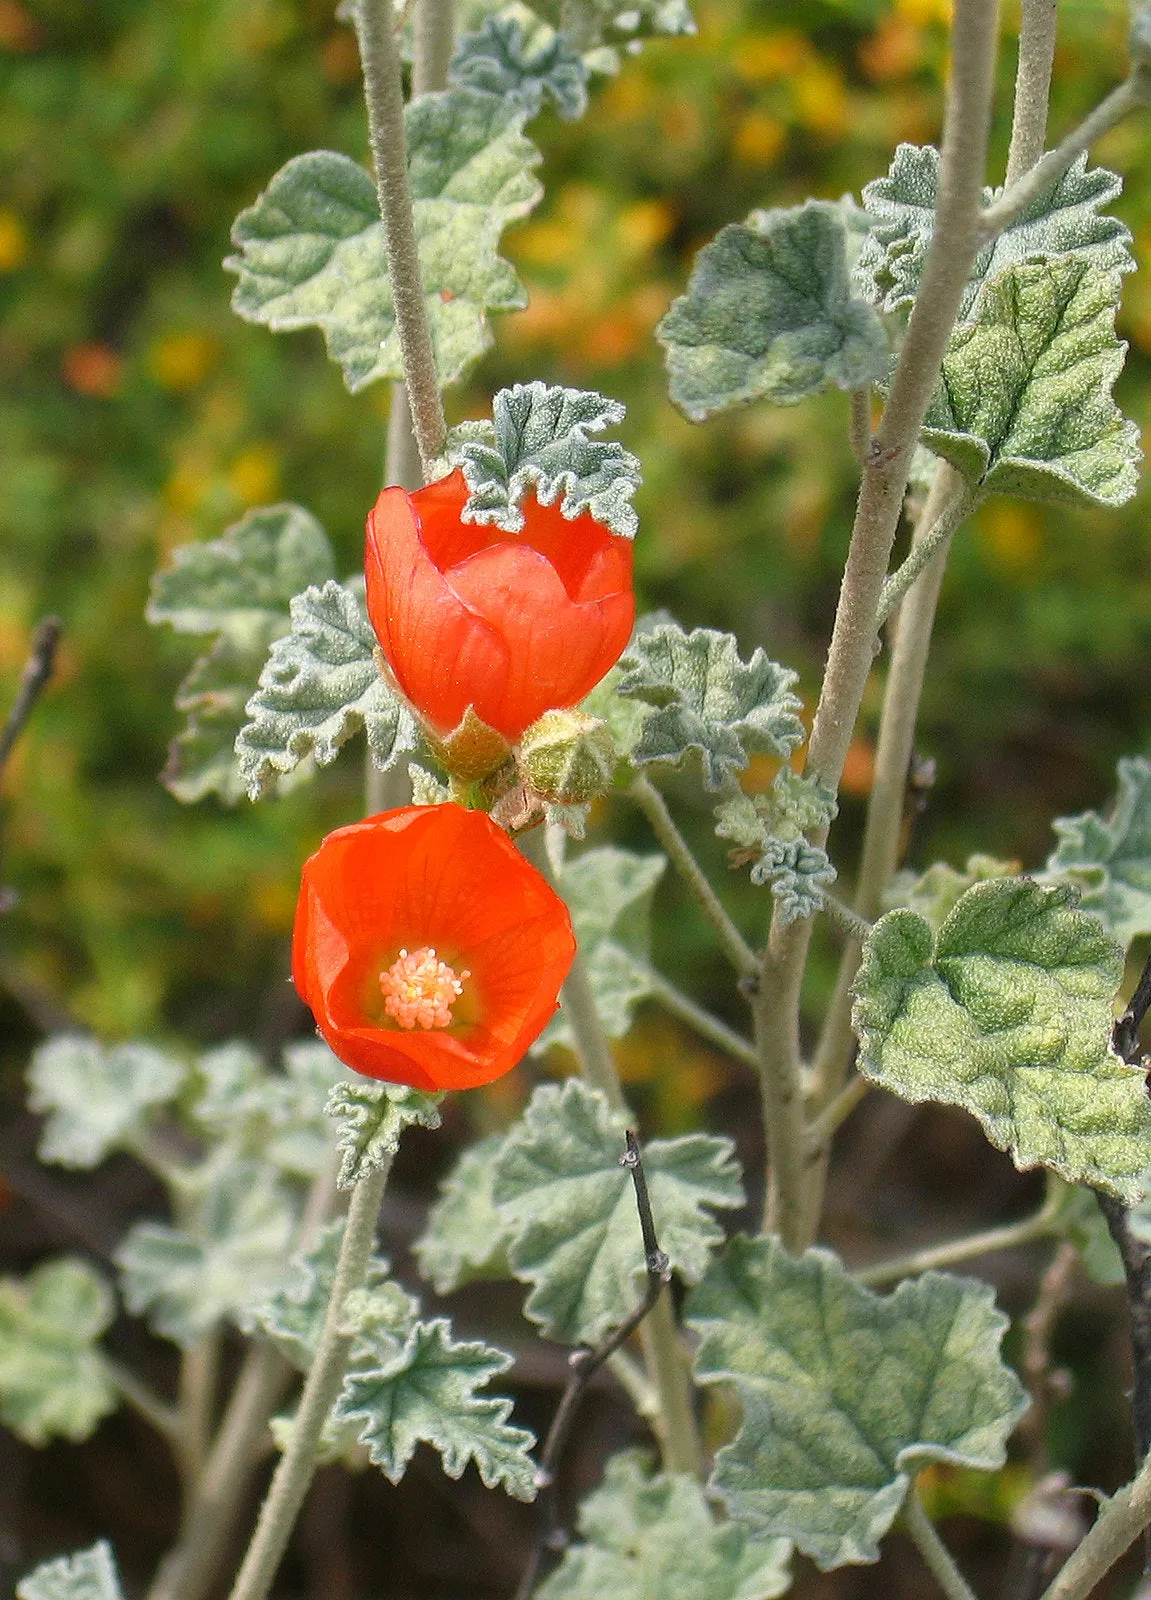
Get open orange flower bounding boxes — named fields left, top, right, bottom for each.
left=292, top=804, right=576, bottom=1091
left=365, top=468, right=634, bottom=743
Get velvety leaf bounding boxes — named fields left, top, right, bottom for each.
left=538, top=1449, right=792, bottom=1600
left=687, top=1237, right=1028, bottom=1569
left=163, top=631, right=282, bottom=804
left=17, top=1545, right=124, bottom=1600
left=255, top=1219, right=407, bottom=1369
left=236, top=580, right=418, bottom=799
left=658, top=202, right=887, bottom=421
left=449, top=381, right=640, bottom=538
left=852, top=877, right=1150, bottom=1201
left=1048, top=757, right=1151, bottom=945
left=191, top=1038, right=343, bottom=1179
left=617, top=622, right=804, bottom=789
left=327, top=1081, right=443, bottom=1190
left=28, top=1034, right=187, bottom=1170
left=920, top=259, right=1140, bottom=509
left=520, top=0, right=694, bottom=54
left=335, top=1317, right=537, bottom=1498
left=450, top=17, right=588, bottom=118
left=413, top=1133, right=514, bottom=1295
left=226, top=90, right=541, bottom=392
left=856, top=145, right=1133, bottom=317
left=0, top=1260, right=117, bottom=1446
left=883, top=854, right=1019, bottom=930
left=492, top=1078, right=743, bottom=1343
left=715, top=773, right=838, bottom=921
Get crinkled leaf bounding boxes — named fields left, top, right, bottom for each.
left=163, top=631, right=283, bottom=804
left=0, top=1260, right=116, bottom=1446
left=920, top=258, right=1140, bottom=509
left=658, top=202, right=887, bottom=421
left=716, top=773, right=838, bottom=921
left=883, top=854, right=1019, bottom=929
left=492, top=1078, right=743, bottom=1344
left=413, top=1133, right=514, bottom=1294
left=191, top=1039, right=342, bottom=1179
left=449, top=381, right=640, bottom=538
left=28, top=1034, right=187, bottom=1170
left=226, top=90, right=541, bottom=392
left=521, top=0, right=694, bottom=50
left=1048, top=757, right=1151, bottom=946
left=1047, top=1179, right=1125, bottom=1287
left=450, top=17, right=588, bottom=118
left=687, top=1237, right=1027, bottom=1569
left=855, top=145, right=1134, bottom=318
left=753, top=839, right=836, bottom=923
left=115, top=1158, right=296, bottom=1346
left=335, top=1317, right=537, bottom=1497
left=617, top=622, right=804, bottom=789
left=852, top=877, right=1151, bottom=1201
left=327, top=1081, right=443, bottom=1190
left=538, top=1449, right=792, bottom=1600
left=17, top=1545, right=124, bottom=1600
left=255, top=1219, right=407, bottom=1369
left=236, top=580, right=418, bottom=799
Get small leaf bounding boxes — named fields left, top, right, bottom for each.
left=754, top=839, right=837, bottom=924
left=1047, top=1179, right=1124, bottom=1287
left=449, top=381, right=641, bottom=539
left=255, top=1219, right=405, bottom=1369
left=191, top=1039, right=343, bottom=1179
left=327, top=1081, right=443, bottom=1190
left=617, top=622, right=804, bottom=789
left=883, top=854, right=1019, bottom=930
left=1048, top=757, right=1151, bottom=946
left=522, top=0, right=694, bottom=52
left=538, top=1449, right=792, bottom=1600
left=163, top=632, right=282, bottom=804
left=115, top=1158, right=296, bottom=1346
left=493, top=1079, right=743, bottom=1344
left=855, top=145, right=1134, bottom=318
left=686, top=1237, right=1028, bottom=1569
left=413, top=1133, right=514, bottom=1294
left=852, top=877, right=1151, bottom=1201
left=658, top=202, right=887, bottom=421
left=28, top=1035, right=187, bottom=1170
left=334, top=1317, right=537, bottom=1498
left=716, top=772, right=838, bottom=921
left=450, top=17, right=588, bottom=119
left=920, top=258, right=1140, bottom=509
left=0, top=1260, right=117, bottom=1446
left=236, top=580, right=418, bottom=799
left=226, top=91, right=542, bottom=393
left=17, top=1544, right=124, bottom=1600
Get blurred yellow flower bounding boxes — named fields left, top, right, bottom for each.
left=896, top=0, right=951, bottom=22
left=731, top=29, right=810, bottom=83
left=228, top=444, right=280, bottom=506
left=617, top=199, right=676, bottom=255
left=793, top=59, right=848, bottom=139
left=732, top=108, right=786, bottom=166
left=148, top=330, right=221, bottom=391
left=0, top=208, right=28, bottom=272
left=979, top=501, right=1042, bottom=575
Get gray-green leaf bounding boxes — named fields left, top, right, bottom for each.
left=28, top=1035, right=187, bottom=1170
left=17, top=1544, right=124, bottom=1600
left=191, top=1038, right=343, bottom=1179
left=450, top=17, right=588, bottom=119
left=687, top=1237, right=1027, bottom=1569
left=255, top=1219, right=405, bottom=1369
left=883, top=853, right=1019, bottom=930
left=852, top=877, right=1151, bottom=1201
left=163, top=632, right=283, bottom=804
left=327, top=1081, right=443, bottom=1190
left=1048, top=757, right=1151, bottom=946
left=0, top=1260, right=117, bottom=1446
left=493, top=1078, right=743, bottom=1344
left=658, top=202, right=887, bottom=421
left=413, top=1133, right=514, bottom=1294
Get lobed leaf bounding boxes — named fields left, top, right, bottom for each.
left=883, top=854, right=1019, bottom=930
left=449, top=17, right=588, bottom=119
left=658, top=201, right=887, bottom=421
left=28, top=1034, right=186, bottom=1170
left=327, top=1080, right=443, bottom=1190
left=1047, top=756, right=1151, bottom=946
left=686, top=1237, right=1027, bottom=1569
left=191, top=1038, right=343, bottom=1179
left=255, top=1219, right=407, bottom=1370
left=0, top=1260, right=117, bottom=1446
left=413, top=1133, right=514, bottom=1295
left=17, top=1545, right=124, bottom=1600
left=852, top=877, right=1151, bottom=1201
left=163, top=632, right=283, bottom=804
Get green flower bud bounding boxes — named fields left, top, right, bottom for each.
left=520, top=710, right=617, bottom=804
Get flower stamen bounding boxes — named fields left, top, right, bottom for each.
left=379, top=946, right=469, bottom=1030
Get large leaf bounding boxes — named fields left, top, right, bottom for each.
left=326, top=1080, right=443, bottom=1190
left=449, top=17, right=588, bottom=119
left=658, top=202, right=887, bottom=421
left=17, top=1545, right=124, bottom=1600
left=492, top=1078, right=743, bottom=1344
left=191, top=1038, right=342, bottom=1179
left=1048, top=756, right=1151, bottom=946
left=687, top=1237, right=1027, bottom=1569
left=413, top=1133, right=514, bottom=1294
left=235, top=580, right=418, bottom=799
left=920, top=258, right=1140, bottom=509
left=616, top=621, right=805, bottom=789
left=226, top=88, right=542, bottom=392
left=852, top=877, right=1151, bottom=1201
left=538, top=1449, right=792, bottom=1600
left=0, top=1260, right=117, bottom=1446
left=855, top=145, right=1134, bottom=318
left=28, top=1034, right=186, bottom=1170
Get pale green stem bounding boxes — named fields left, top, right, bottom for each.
left=607, top=1350, right=659, bottom=1420
left=856, top=1201, right=1061, bottom=1290
left=903, top=1486, right=980, bottom=1600
left=804, top=1074, right=870, bottom=1154
left=818, top=890, right=872, bottom=944
left=634, top=960, right=760, bottom=1072
left=557, top=950, right=628, bottom=1112
left=226, top=1159, right=393, bottom=1600
left=849, top=387, right=872, bottom=468
left=177, top=1329, right=222, bottom=1492
left=1005, top=0, right=1058, bottom=184
left=105, top=1359, right=182, bottom=1445
left=1038, top=1447, right=1151, bottom=1600
left=628, top=776, right=757, bottom=979
left=876, top=483, right=977, bottom=626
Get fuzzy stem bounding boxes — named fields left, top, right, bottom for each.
left=635, top=960, right=760, bottom=1072
left=849, top=387, right=872, bottom=468
left=876, top=481, right=977, bottom=626
left=557, top=950, right=629, bottom=1112
left=903, top=1487, right=980, bottom=1600
left=856, top=1199, right=1061, bottom=1290
left=105, top=1360, right=182, bottom=1445
left=177, top=1330, right=222, bottom=1493
left=1006, top=0, right=1058, bottom=183
left=818, top=890, right=873, bottom=944
left=1038, top=1448, right=1151, bottom=1600
left=804, top=1074, right=870, bottom=1154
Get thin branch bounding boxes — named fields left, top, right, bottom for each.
left=849, top=387, right=872, bottom=468
left=633, top=960, right=760, bottom=1072
left=0, top=616, right=62, bottom=782
left=176, top=1330, right=223, bottom=1493
left=1038, top=1446, right=1151, bottom=1600
left=105, top=1359, right=182, bottom=1445
left=804, top=1074, right=871, bottom=1154
left=876, top=482, right=977, bottom=626
left=1114, top=946, right=1151, bottom=1064
left=1019, top=1241, right=1079, bottom=1471
left=1006, top=0, right=1059, bottom=185
left=818, top=890, right=873, bottom=943
left=903, top=1486, right=980, bottom=1600
left=856, top=1201, right=1061, bottom=1290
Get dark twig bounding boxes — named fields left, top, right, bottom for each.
left=513, top=1132, right=672, bottom=1600
left=0, top=617, right=62, bottom=782
left=1114, top=948, right=1151, bottom=1066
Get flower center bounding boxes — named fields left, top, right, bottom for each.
left=379, top=946, right=469, bottom=1030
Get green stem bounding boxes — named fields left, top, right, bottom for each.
left=1005, top=0, right=1058, bottom=184
left=105, top=1359, right=182, bottom=1445
left=177, top=1329, right=222, bottom=1493
left=804, top=1074, right=870, bottom=1154
left=856, top=1200, right=1061, bottom=1290
left=558, top=950, right=628, bottom=1112
left=818, top=890, right=872, bottom=944
left=876, top=482, right=977, bottom=626
left=903, top=1486, right=979, bottom=1600
left=1037, top=1446, right=1151, bottom=1600
left=635, top=960, right=760, bottom=1072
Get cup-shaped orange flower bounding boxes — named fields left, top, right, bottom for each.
left=365, top=469, right=634, bottom=743
left=292, top=804, right=576, bottom=1091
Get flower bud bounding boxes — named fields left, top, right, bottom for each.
left=425, top=706, right=513, bottom=783
left=520, top=710, right=617, bottom=804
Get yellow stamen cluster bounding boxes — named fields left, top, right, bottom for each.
left=379, top=946, right=468, bottom=1030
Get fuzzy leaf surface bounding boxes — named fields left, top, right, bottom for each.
left=256, top=1220, right=404, bottom=1369
left=236, top=580, right=417, bottom=798
left=28, top=1035, right=187, bottom=1170
left=492, top=1078, right=743, bottom=1344
left=852, top=877, right=1149, bottom=1200
left=0, top=1260, right=117, bottom=1446
left=884, top=854, right=1019, bottom=930
left=226, top=92, right=541, bottom=392
left=920, top=258, right=1139, bottom=508
left=191, top=1038, right=342, bottom=1179
left=327, top=1081, right=443, bottom=1190
left=449, top=17, right=588, bottom=118
left=658, top=202, right=887, bottom=421
left=617, top=622, right=804, bottom=788
left=17, top=1545, right=124, bottom=1600
left=163, top=632, right=282, bottom=804
left=413, top=1133, right=514, bottom=1294
left=538, top=1449, right=792, bottom=1600
left=1048, top=757, right=1151, bottom=946
left=519, top=0, right=693, bottom=51
left=687, top=1237, right=1027, bottom=1569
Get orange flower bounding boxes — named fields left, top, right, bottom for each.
left=292, top=805, right=575, bottom=1091
left=364, top=469, right=634, bottom=742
